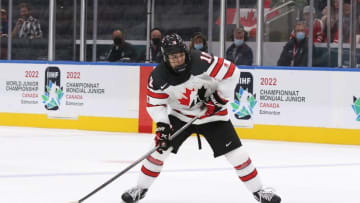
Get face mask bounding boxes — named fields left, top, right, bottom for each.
left=234, top=39, right=244, bottom=47
left=296, top=32, right=305, bottom=41
left=114, top=37, right=123, bottom=46
left=194, top=43, right=203, bottom=50
left=152, top=38, right=161, bottom=46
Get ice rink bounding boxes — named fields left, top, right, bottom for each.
left=0, top=126, right=359, bottom=203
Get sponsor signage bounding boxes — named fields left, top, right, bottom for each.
left=1, top=62, right=359, bottom=130
left=0, top=63, right=139, bottom=118
left=230, top=68, right=360, bottom=129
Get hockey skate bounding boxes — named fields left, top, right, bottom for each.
left=121, top=186, right=148, bottom=203
left=253, top=188, right=281, bottom=203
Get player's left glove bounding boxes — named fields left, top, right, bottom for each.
left=155, top=122, right=172, bottom=153
left=204, top=91, right=228, bottom=116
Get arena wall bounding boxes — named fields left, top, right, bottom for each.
left=0, top=61, right=359, bottom=145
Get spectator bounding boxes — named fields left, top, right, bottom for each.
left=320, top=0, right=352, bottom=43
left=333, top=0, right=351, bottom=43
left=11, top=2, right=42, bottom=39
left=277, top=21, right=314, bottom=67
left=303, top=5, right=324, bottom=42
left=189, top=32, right=208, bottom=52
left=1, top=9, right=8, bottom=59
left=225, top=25, right=253, bottom=65
left=106, top=29, right=137, bottom=62
left=1, top=8, right=8, bottom=37
left=322, top=14, right=337, bottom=43
left=140, top=28, right=163, bottom=63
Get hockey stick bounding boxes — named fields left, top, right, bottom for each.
left=71, top=115, right=199, bottom=203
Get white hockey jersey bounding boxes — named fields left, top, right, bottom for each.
left=146, top=50, right=240, bottom=125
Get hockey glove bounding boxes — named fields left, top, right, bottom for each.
left=155, top=122, right=172, bottom=153
left=204, top=91, right=228, bottom=117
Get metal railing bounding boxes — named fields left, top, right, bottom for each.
left=265, top=1, right=296, bottom=25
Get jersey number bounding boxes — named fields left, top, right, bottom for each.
left=200, top=52, right=213, bottom=64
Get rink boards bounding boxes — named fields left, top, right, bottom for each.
left=0, top=61, right=359, bottom=145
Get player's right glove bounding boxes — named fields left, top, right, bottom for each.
left=155, top=122, right=172, bottom=153
left=204, top=91, right=228, bottom=117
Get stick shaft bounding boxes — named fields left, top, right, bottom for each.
left=77, top=116, right=199, bottom=202
left=78, top=147, right=157, bottom=202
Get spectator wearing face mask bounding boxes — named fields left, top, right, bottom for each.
left=189, top=32, right=208, bottom=53
left=106, top=29, right=137, bottom=62
left=277, top=21, right=315, bottom=67
left=140, top=28, right=163, bottom=63
left=225, top=25, right=253, bottom=66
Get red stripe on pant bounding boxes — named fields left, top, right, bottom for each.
left=239, top=169, right=258, bottom=182
left=141, top=166, right=160, bottom=177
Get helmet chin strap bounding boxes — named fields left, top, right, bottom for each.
left=173, top=63, right=188, bottom=73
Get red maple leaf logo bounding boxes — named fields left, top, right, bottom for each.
left=240, top=9, right=257, bottom=27
left=178, top=88, right=195, bottom=106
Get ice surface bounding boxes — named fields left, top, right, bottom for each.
left=0, top=126, right=359, bottom=203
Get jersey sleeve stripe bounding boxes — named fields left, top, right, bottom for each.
left=146, top=103, right=167, bottom=108
left=206, top=56, right=218, bottom=75
left=214, top=59, right=232, bottom=80
left=223, top=63, right=235, bottom=80
left=147, top=96, right=168, bottom=106
left=209, top=57, right=224, bottom=78
left=147, top=88, right=169, bottom=99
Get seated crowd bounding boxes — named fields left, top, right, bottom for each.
left=1, top=1, right=359, bottom=66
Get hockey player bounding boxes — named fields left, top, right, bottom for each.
left=121, top=33, right=281, bottom=203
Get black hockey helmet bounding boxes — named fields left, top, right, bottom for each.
left=161, top=33, right=191, bottom=73
left=161, top=33, right=187, bottom=57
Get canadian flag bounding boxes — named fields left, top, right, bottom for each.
left=215, top=0, right=278, bottom=37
